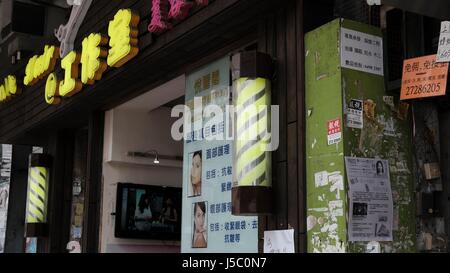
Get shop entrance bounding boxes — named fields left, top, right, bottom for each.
left=100, top=76, right=185, bottom=253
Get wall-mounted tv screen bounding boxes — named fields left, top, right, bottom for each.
left=115, top=183, right=181, bottom=240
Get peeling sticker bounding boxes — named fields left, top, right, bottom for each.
left=379, top=115, right=396, bottom=137
left=315, top=171, right=329, bottom=187
left=312, top=138, right=317, bottom=149
left=323, top=243, right=346, bottom=253
left=320, top=224, right=330, bottom=233
left=364, top=99, right=377, bottom=121
left=308, top=208, right=328, bottom=213
left=329, top=200, right=344, bottom=217
left=383, top=96, right=395, bottom=110
left=329, top=172, right=344, bottom=199
left=317, top=217, right=325, bottom=225
left=395, top=161, right=410, bottom=173
left=328, top=223, right=338, bottom=232
left=366, top=241, right=381, bottom=253
left=307, top=215, right=317, bottom=231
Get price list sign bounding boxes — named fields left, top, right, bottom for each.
left=400, top=55, right=448, bottom=100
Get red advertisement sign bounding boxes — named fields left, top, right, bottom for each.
left=327, top=118, right=342, bottom=145
left=400, top=55, right=448, bottom=100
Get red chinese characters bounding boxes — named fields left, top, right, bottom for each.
left=148, top=0, right=209, bottom=34
left=148, top=0, right=171, bottom=34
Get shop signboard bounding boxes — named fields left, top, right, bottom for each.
left=400, top=55, right=449, bottom=100
left=2, top=2, right=211, bottom=106
left=181, top=57, right=258, bottom=253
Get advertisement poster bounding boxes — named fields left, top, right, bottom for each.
left=327, top=118, right=342, bottom=145
left=400, top=55, right=449, bottom=100
left=344, top=157, right=393, bottom=242
left=340, top=27, right=384, bottom=76
left=346, top=99, right=363, bottom=129
left=0, top=144, right=12, bottom=253
left=181, top=57, right=258, bottom=253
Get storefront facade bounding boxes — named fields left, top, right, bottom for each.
left=0, top=0, right=448, bottom=253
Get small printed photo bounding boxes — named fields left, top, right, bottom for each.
left=188, top=150, right=202, bottom=198
left=375, top=160, right=386, bottom=177
left=352, top=202, right=368, bottom=216
left=376, top=223, right=390, bottom=237
left=192, top=201, right=208, bottom=249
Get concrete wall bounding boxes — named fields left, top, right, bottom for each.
left=100, top=107, right=183, bottom=253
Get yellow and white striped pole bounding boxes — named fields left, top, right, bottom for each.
left=26, top=154, right=51, bottom=226
left=235, top=77, right=271, bottom=187
left=232, top=52, right=274, bottom=216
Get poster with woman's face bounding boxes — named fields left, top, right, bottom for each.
left=192, top=201, right=207, bottom=248
left=188, top=151, right=202, bottom=197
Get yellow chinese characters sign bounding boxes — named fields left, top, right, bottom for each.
left=59, top=51, right=83, bottom=97
left=81, top=33, right=109, bottom=85
left=400, top=55, right=449, bottom=100
left=1, top=9, right=140, bottom=106
left=43, top=9, right=140, bottom=105
left=107, top=9, right=140, bottom=67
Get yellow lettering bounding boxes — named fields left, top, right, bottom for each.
left=33, top=54, right=44, bottom=80
left=59, top=51, right=83, bottom=97
left=45, top=73, right=61, bottom=105
left=0, top=84, right=6, bottom=102
left=23, top=45, right=59, bottom=86
left=5, top=75, right=19, bottom=96
left=81, top=33, right=109, bottom=85
left=0, top=75, right=19, bottom=103
left=24, top=56, right=38, bottom=86
left=107, top=9, right=140, bottom=68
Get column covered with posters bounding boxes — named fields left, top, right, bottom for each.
left=181, top=57, right=258, bottom=253
left=305, top=19, right=416, bottom=253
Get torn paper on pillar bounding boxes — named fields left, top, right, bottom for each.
left=437, top=21, right=450, bottom=63
left=345, top=157, right=393, bottom=242
left=264, top=229, right=295, bottom=253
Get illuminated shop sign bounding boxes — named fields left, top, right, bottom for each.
left=46, top=9, right=140, bottom=104
left=0, top=75, right=20, bottom=103
left=148, top=0, right=209, bottom=34
left=24, top=45, right=60, bottom=87
left=3, top=1, right=207, bottom=105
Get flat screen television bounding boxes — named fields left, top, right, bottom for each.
left=115, top=183, right=182, bottom=240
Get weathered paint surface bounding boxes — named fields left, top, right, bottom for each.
left=305, top=18, right=416, bottom=253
